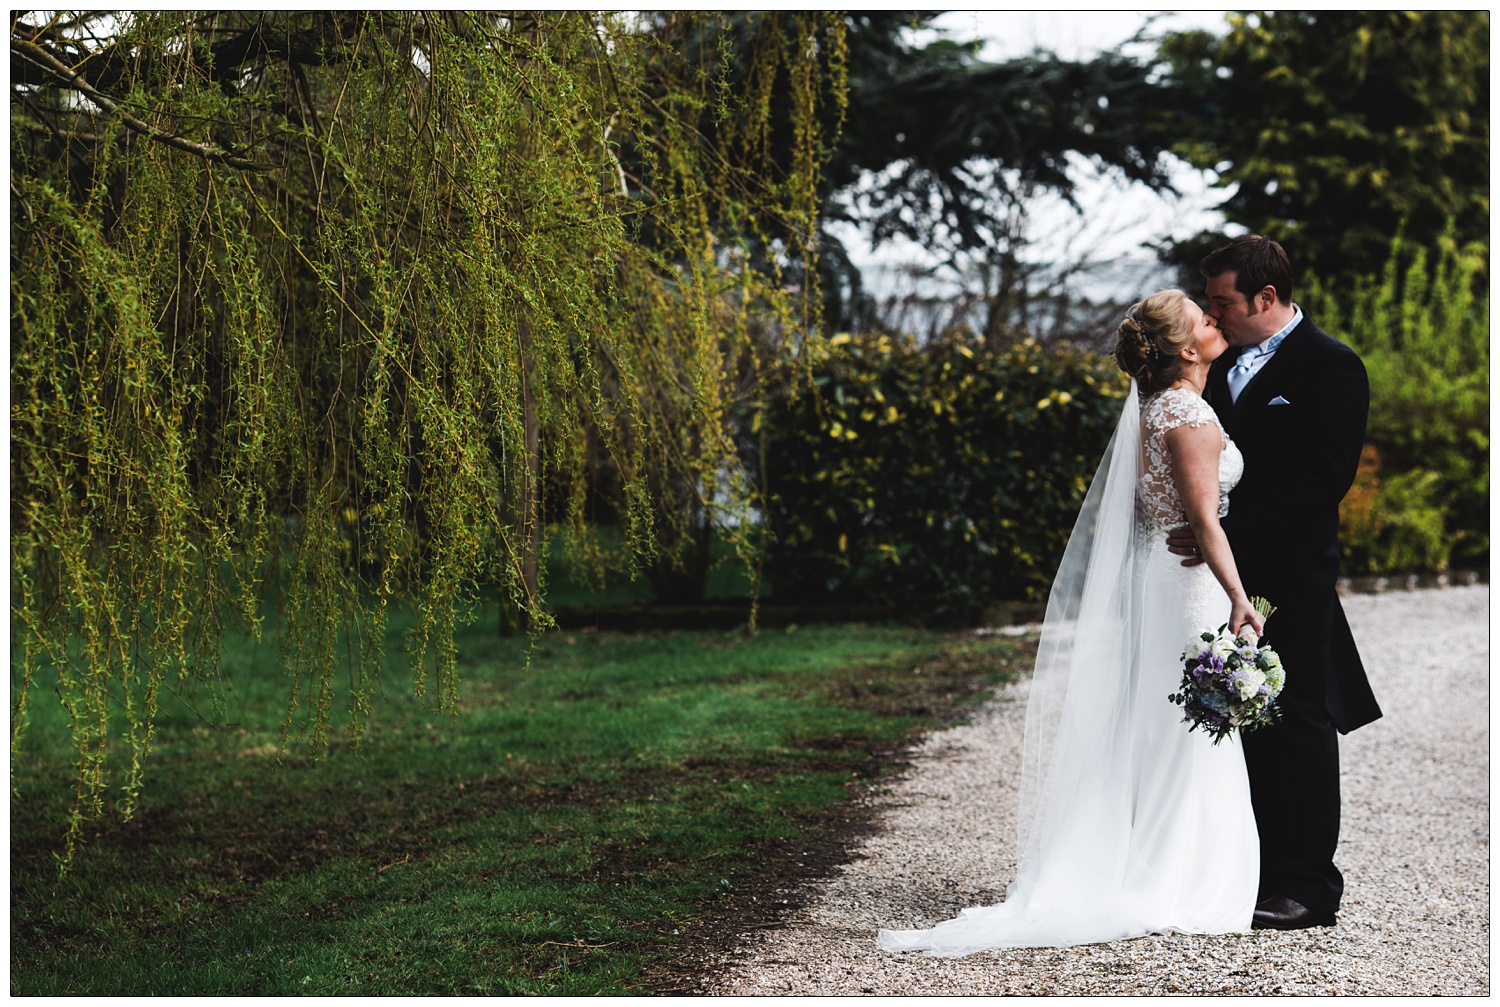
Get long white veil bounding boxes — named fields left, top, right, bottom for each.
left=878, top=378, right=1150, bottom=953
left=1013, top=377, right=1144, bottom=883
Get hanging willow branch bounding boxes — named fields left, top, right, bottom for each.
left=10, top=9, right=848, bottom=870
left=10, top=34, right=273, bottom=170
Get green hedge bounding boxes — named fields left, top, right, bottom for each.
left=757, top=331, right=1128, bottom=621
left=1306, top=229, right=1489, bottom=572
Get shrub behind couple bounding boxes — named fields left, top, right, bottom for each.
left=880, top=235, right=1382, bottom=955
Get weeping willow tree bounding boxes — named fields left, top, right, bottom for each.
left=10, top=10, right=848, bottom=866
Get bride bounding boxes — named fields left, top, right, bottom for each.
left=878, top=290, right=1264, bottom=955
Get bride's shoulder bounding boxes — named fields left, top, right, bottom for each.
left=1143, top=387, right=1218, bottom=430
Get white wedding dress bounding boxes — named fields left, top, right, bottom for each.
left=878, top=383, right=1258, bottom=956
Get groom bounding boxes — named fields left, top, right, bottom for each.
left=1169, top=235, right=1382, bottom=930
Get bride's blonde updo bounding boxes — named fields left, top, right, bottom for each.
left=1113, top=289, right=1195, bottom=394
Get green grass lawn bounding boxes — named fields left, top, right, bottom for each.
left=11, top=606, right=1030, bottom=995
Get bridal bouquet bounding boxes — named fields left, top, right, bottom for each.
left=1168, top=598, right=1284, bottom=745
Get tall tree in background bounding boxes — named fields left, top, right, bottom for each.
left=815, top=12, right=1193, bottom=336
left=1160, top=11, right=1489, bottom=285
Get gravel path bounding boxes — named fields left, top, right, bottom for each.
left=708, top=585, right=1489, bottom=995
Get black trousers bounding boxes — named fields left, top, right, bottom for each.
left=1240, top=686, right=1344, bottom=916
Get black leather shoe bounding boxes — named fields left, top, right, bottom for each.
left=1252, top=896, right=1336, bottom=930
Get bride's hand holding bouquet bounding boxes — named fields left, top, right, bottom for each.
left=1170, top=597, right=1284, bottom=745
left=1228, top=593, right=1266, bottom=640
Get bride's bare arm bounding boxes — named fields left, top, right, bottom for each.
left=1164, top=423, right=1264, bottom=637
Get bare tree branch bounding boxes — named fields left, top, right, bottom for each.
left=11, top=35, right=274, bottom=171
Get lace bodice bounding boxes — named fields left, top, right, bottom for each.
left=1137, top=388, right=1242, bottom=536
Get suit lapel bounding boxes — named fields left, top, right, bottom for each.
left=1229, top=315, right=1314, bottom=420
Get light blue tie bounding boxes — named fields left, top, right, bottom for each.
left=1226, top=347, right=1260, bottom=401
left=1226, top=331, right=1288, bottom=402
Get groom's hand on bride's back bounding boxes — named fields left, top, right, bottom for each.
left=1166, top=526, right=1205, bottom=566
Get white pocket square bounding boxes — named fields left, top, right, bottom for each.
left=1268, top=395, right=1291, bottom=406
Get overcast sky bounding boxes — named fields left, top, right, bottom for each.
left=836, top=11, right=1234, bottom=302
left=928, top=10, right=1229, bottom=62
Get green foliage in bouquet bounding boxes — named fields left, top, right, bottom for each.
left=756, top=330, right=1127, bottom=621
left=1306, top=227, right=1489, bottom=571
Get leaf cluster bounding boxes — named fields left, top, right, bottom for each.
left=1307, top=228, right=1490, bottom=570
left=1160, top=11, right=1489, bottom=286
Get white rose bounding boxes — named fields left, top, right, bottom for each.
left=1235, top=668, right=1267, bottom=701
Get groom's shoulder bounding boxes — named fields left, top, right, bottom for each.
left=1292, top=316, right=1367, bottom=399
left=1294, top=313, right=1362, bottom=364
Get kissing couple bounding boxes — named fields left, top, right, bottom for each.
left=880, top=235, right=1382, bottom=955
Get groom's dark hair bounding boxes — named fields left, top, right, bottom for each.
left=1200, top=235, right=1294, bottom=308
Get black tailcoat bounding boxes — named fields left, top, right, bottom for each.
left=1208, top=311, right=1382, bottom=915
left=1208, top=313, right=1382, bottom=733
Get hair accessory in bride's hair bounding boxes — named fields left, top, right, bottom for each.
left=1115, top=289, right=1190, bottom=393
left=1122, top=312, right=1158, bottom=364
